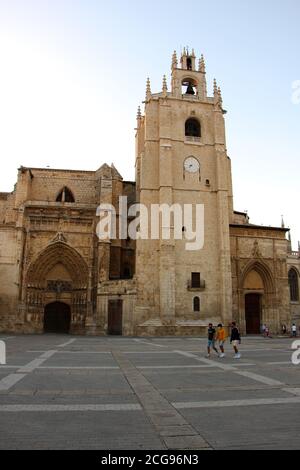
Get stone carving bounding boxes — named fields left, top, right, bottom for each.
left=51, top=232, right=67, bottom=244
left=252, top=240, right=262, bottom=258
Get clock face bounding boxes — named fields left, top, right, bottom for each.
left=184, top=157, right=200, bottom=173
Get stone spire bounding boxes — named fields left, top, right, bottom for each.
left=162, top=75, right=168, bottom=96
left=145, top=78, right=151, bottom=101
left=213, top=79, right=218, bottom=97
left=281, top=216, right=285, bottom=229
left=172, top=50, right=178, bottom=70
left=287, top=231, right=292, bottom=253
left=136, top=106, right=142, bottom=128
left=218, top=87, right=223, bottom=107
left=199, top=54, right=206, bottom=73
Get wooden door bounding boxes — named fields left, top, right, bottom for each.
left=245, top=294, right=261, bottom=334
left=108, top=300, right=123, bottom=335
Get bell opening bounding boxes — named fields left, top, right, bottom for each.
left=182, top=78, right=197, bottom=96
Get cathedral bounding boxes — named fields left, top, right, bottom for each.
left=0, top=49, right=299, bottom=336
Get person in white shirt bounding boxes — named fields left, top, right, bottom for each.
left=292, top=324, right=297, bottom=338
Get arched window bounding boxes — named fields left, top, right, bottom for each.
left=56, top=187, right=75, bottom=203
left=193, top=297, right=200, bottom=312
left=186, top=57, right=192, bottom=70
left=185, top=118, right=201, bottom=138
left=289, top=268, right=299, bottom=302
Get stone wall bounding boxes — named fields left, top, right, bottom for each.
left=230, top=224, right=290, bottom=335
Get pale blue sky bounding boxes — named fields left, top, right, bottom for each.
left=0, top=0, right=299, bottom=246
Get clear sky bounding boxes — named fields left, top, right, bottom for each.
left=0, top=0, right=299, bottom=247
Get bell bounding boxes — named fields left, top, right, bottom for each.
left=186, top=83, right=195, bottom=95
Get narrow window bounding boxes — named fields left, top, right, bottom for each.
left=193, top=297, right=200, bottom=312
left=187, top=57, right=192, bottom=70
left=289, top=268, right=299, bottom=302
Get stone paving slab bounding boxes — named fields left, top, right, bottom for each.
left=0, top=411, right=164, bottom=450
left=4, top=352, right=44, bottom=366
left=251, top=367, right=300, bottom=386
left=179, top=403, right=300, bottom=450
left=0, top=335, right=300, bottom=450
left=140, top=369, right=259, bottom=390
left=112, top=351, right=211, bottom=450
left=10, top=370, right=132, bottom=393
left=161, top=387, right=294, bottom=403
left=41, top=352, right=117, bottom=367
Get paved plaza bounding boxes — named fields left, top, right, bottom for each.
left=0, top=334, right=300, bottom=450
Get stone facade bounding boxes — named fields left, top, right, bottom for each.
left=287, top=242, right=300, bottom=327
left=0, top=49, right=298, bottom=336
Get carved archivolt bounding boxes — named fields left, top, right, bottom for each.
left=26, top=242, right=88, bottom=290
left=240, top=260, right=276, bottom=294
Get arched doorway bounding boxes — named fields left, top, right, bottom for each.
left=245, top=294, right=261, bottom=334
left=44, top=302, right=71, bottom=334
left=25, top=240, right=89, bottom=333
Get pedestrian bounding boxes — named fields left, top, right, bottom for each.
left=216, top=323, right=227, bottom=358
left=206, top=323, right=218, bottom=358
left=265, top=325, right=270, bottom=338
left=282, top=324, right=287, bottom=335
left=230, top=322, right=241, bottom=359
left=262, top=324, right=266, bottom=337
left=292, top=324, right=297, bottom=338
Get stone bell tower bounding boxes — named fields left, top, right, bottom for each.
left=134, top=48, right=234, bottom=335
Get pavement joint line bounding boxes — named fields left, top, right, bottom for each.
left=133, top=339, right=166, bottom=348
left=136, top=363, right=256, bottom=370
left=27, top=351, right=112, bottom=354
left=172, top=397, right=300, bottom=409
left=37, top=366, right=120, bottom=370
left=267, top=362, right=294, bottom=365
left=137, top=365, right=215, bottom=370
left=112, top=350, right=211, bottom=450
left=0, top=404, right=142, bottom=412
left=0, top=366, right=22, bottom=369
left=57, top=339, right=77, bottom=348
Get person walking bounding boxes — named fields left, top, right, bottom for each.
left=230, top=322, right=241, bottom=359
left=206, top=323, right=218, bottom=358
left=292, top=324, right=297, bottom=338
left=262, top=324, right=267, bottom=338
left=216, top=323, right=227, bottom=358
